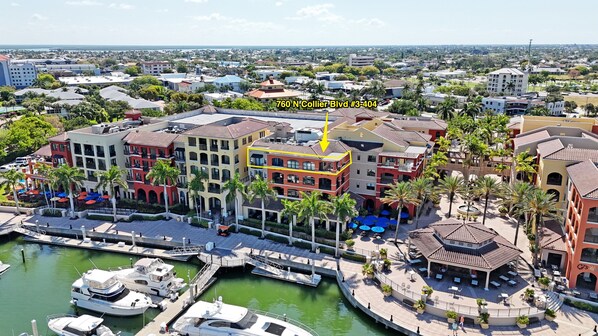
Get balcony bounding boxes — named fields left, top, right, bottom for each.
left=380, top=177, right=394, bottom=184
left=133, top=163, right=141, bottom=169
left=125, top=162, right=131, bottom=168
left=208, top=186, right=221, bottom=194
left=143, top=166, right=150, bottom=172
left=200, top=159, right=208, bottom=165
left=199, top=144, right=207, bottom=151
left=144, top=179, right=151, bottom=185
left=250, top=159, right=265, bottom=166
left=273, top=177, right=284, bottom=184
left=150, top=154, right=157, bottom=159
left=210, top=146, right=218, bottom=152
left=398, top=164, right=414, bottom=172
left=177, top=182, right=188, bottom=189
left=221, top=145, right=230, bottom=150
left=130, top=150, right=140, bottom=156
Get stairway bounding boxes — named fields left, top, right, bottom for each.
left=546, top=291, right=563, bottom=311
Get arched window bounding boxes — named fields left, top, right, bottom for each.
left=547, top=189, right=560, bottom=202
left=546, top=172, right=563, bottom=186
left=221, top=155, right=230, bottom=165
left=287, top=160, right=299, bottom=169
left=200, top=153, right=208, bottom=165
left=303, top=161, right=315, bottom=171
left=189, top=151, right=198, bottom=161
left=303, top=176, right=315, bottom=185
left=319, top=178, right=332, bottom=190
left=287, top=174, right=299, bottom=183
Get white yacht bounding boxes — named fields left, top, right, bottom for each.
left=110, top=258, right=186, bottom=297
left=47, top=314, right=118, bottom=336
left=172, top=297, right=317, bottom=336
left=70, top=269, right=153, bottom=316
left=0, top=260, right=10, bottom=275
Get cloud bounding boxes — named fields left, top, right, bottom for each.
left=275, top=1, right=283, bottom=6
left=108, top=3, right=133, bottom=9
left=192, top=13, right=281, bottom=32
left=65, top=0, right=102, bottom=5
left=185, top=0, right=208, bottom=2
left=192, top=13, right=225, bottom=21
left=286, top=4, right=341, bottom=23
left=353, top=18, right=386, bottom=28
left=30, top=13, right=48, bottom=21
left=154, top=9, right=169, bottom=13
left=11, top=2, right=20, bottom=6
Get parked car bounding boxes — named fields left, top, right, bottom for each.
left=14, top=157, right=29, bottom=167
left=0, top=164, right=16, bottom=172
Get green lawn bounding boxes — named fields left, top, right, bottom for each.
left=565, top=95, right=598, bottom=106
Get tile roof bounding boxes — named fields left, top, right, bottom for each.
left=48, top=132, right=69, bottom=142
left=183, top=117, right=269, bottom=139
left=432, top=219, right=497, bottom=244
left=330, top=108, right=389, bottom=120
left=371, top=123, right=432, bottom=147
left=545, top=147, right=598, bottom=162
left=567, top=160, right=598, bottom=199
left=252, top=138, right=351, bottom=157
left=391, top=117, right=448, bottom=131
left=536, top=139, right=564, bottom=158
left=123, top=131, right=179, bottom=148
left=246, top=89, right=301, bottom=99
left=408, top=219, right=522, bottom=270
left=539, top=220, right=566, bottom=252
left=513, top=130, right=551, bottom=148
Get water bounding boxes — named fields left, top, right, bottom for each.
left=0, top=236, right=392, bottom=336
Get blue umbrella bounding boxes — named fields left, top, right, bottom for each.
left=371, top=226, right=385, bottom=233
left=400, top=212, right=410, bottom=219
left=366, top=215, right=377, bottom=220
left=348, top=222, right=358, bottom=229
left=96, top=197, right=105, bottom=202
left=85, top=195, right=95, bottom=201
left=359, top=225, right=371, bottom=231
left=362, top=218, right=376, bottom=226
left=354, top=216, right=365, bottom=223
left=376, top=218, right=390, bottom=228
left=380, top=210, right=391, bottom=216
left=389, top=219, right=398, bottom=226
left=57, top=192, right=67, bottom=198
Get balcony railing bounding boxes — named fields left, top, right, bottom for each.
left=273, top=178, right=284, bottom=184
left=380, top=177, right=394, bottom=184
left=210, top=146, right=218, bottom=152
left=150, top=154, right=157, bottom=159
left=200, top=160, right=208, bottom=165
left=143, top=166, right=150, bottom=172
left=319, top=184, right=332, bottom=191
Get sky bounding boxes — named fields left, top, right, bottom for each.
left=2, top=0, right=598, bottom=46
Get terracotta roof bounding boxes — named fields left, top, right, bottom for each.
left=391, top=118, right=448, bottom=131
left=330, top=108, right=389, bottom=120
left=183, top=117, right=269, bottom=139
left=259, top=79, right=285, bottom=86
left=251, top=138, right=351, bottom=157
left=371, top=123, right=432, bottom=147
left=409, top=220, right=522, bottom=271
left=33, top=144, right=52, bottom=157
left=123, top=131, right=179, bottom=148
left=432, top=219, right=497, bottom=244
left=49, top=132, right=69, bottom=142
left=537, top=139, right=564, bottom=158
left=539, top=220, right=566, bottom=252
left=545, top=147, right=598, bottom=162
left=246, top=89, right=301, bottom=99
left=0, top=55, right=9, bottom=61
left=513, top=130, right=551, bottom=148
left=567, top=160, right=598, bottom=199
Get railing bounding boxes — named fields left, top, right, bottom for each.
left=247, top=254, right=284, bottom=274
left=375, top=272, right=543, bottom=317
left=252, top=309, right=320, bottom=336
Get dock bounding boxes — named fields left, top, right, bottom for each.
left=247, top=254, right=321, bottom=287
left=135, top=262, right=220, bottom=336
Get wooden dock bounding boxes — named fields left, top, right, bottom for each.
left=135, top=263, right=220, bottom=336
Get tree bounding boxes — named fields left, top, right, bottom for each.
left=3, top=115, right=57, bottom=154
left=124, top=66, right=140, bottom=76
left=188, top=168, right=209, bottom=221
left=146, top=159, right=180, bottom=218
left=525, top=189, right=561, bottom=266
left=382, top=181, right=420, bottom=243
left=298, top=191, right=332, bottom=251
left=331, top=194, right=358, bottom=257
left=388, top=99, right=417, bottom=115
left=476, top=176, right=499, bottom=226
left=461, top=97, right=483, bottom=118
left=564, top=100, right=578, bottom=113
left=35, top=73, right=59, bottom=89
left=176, top=62, right=188, bottom=74
left=281, top=198, right=300, bottom=245
left=499, top=181, right=533, bottom=246
left=53, top=164, right=84, bottom=218
left=130, top=75, right=162, bottom=91
left=361, top=80, right=386, bottom=99
left=437, top=175, right=463, bottom=218
left=583, top=103, right=596, bottom=117
left=528, top=106, right=550, bottom=116
left=0, top=169, right=26, bottom=214
left=0, top=86, right=16, bottom=102
left=62, top=116, right=95, bottom=131
left=514, top=150, right=537, bottom=182
left=246, top=175, right=277, bottom=238
left=223, top=173, right=245, bottom=232
left=436, top=96, right=458, bottom=120
left=35, top=162, right=56, bottom=208
left=361, top=66, right=380, bottom=77
left=96, top=165, right=127, bottom=222
left=410, top=177, right=433, bottom=229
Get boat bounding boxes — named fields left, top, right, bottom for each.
left=70, top=269, right=153, bottom=316
left=0, top=260, right=10, bottom=275
left=47, top=314, right=118, bottom=336
left=172, top=297, right=317, bottom=336
left=110, top=258, right=186, bottom=297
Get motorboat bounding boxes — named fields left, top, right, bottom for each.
left=47, top=314, right=118, bottom=336
left=70, top=269, right=153, bottom=316
left=172, top=297, right=317, bottom=336
left=110, top=258, right=185, bottom=297
left=0, top=260, right=10, bottom=275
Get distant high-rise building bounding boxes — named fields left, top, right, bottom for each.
left=141, top=61, right=172, bottom=75
left=348, top=54, right=375, bottom=67
left=0, top=55, right=10, bottom=86
left=486, top=68, right=528, bottom=96
left=0, top=54, right=38, bottom=89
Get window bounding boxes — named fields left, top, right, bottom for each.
left=74, top=143, right=82, bottom=155
left=366, top=183, right=375, bottom=190
left=357, top=155, right=361, bottom=161
left=272, top=158, right=284, bottom=167
left=96, top=146, right=105, bottom=157
left=109, top=145, right=116, bottom=157
left=97, top=159, right=106, bottom=171
left=303, top=176, right=315, bottom=185
left=367, top=155, right=376, bottom=163
left=248, top=135, right=253, bottom=142
left=287, top=174, right=299, bottom=183
left=367, top=169, right=375, bottom=177
left=303, top=161, right=315, bottom=171
left=287, top=160, right=299, bottom=169
left=221, top=140, right=229, bottom=150
left=242, top=137, right=247, bottom=145
left=111, top=158, right=117, bottom=166
left=84, top=144, right=93, bottom=156
left=234, top=140, right=239, bottom=149
left=357, top=169, right=360, bottom=175
left=189, top=152, right=198, bottom=161
left=75, top=156, right=83, bottom=168
left=259, top=131, right=266, bottom=138
left=51, top=143, right=57, bottom=151
left=59, top=144, right=65, bottom=151
left=288, top=189, right=299, bottom=198
left=221, top=155, right=230, bottom=165
left=234, top=155, right=239, bottom=164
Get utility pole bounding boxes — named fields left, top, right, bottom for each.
left=527, top=39, right=533, bottom=72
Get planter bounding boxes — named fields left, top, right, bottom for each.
left=416, top=308, right=425, bottom=314
left=447, top=318, right=456, bottom=323
left=545, top=315, right=555, bottom=321
left=480, top=323, right=489, bottom=329
left=366, top=273, right=374, bottom=279
left=383, top=291, right=392, bottom=297
left=517, top=323, right=527, bottom=329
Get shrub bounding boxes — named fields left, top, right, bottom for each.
left=516, top=315, right=529, bottom=325
left=239, top=227, right=262, bottom=237
left=292, top=240, right=313, bottom=250
left=345, top=239, right=355, bottom=247
left=381, top=284, right=392, bottom=295
left=319, top=246, right=335, bottom=256
left=413, top=299, right=426, bottom=310
left=563, top=298, right=598, bottom=314
left=190, top=218, right=209, bottom=228
left=342, top=252, right=367, bottom=263
left=524, top=288, right=535, bottom=298
left=476, top=298, right=487, bottom=307
left=498, top=205, right=508, bottom=213
left=87, top=214, right=114, bottom=221
left=421, top=285, right=434, bottom=295
left=446, top=310, right=458, bottom=320
left=130, top=214, right=165, bottom=221
left=383, top=258, right=391, bottom=269
left=265, top=234, right=289, bottom=244
left=379, top=248, right=388, bottom=256
left=538, top=276, right=550, bottom=287
left=545, top=308, right=556, bottom=318
left=42, top=209, right=62, bottom=217
left=362, top=263, right=374, bottom=276
left=478, top=312, right=489, bottom=324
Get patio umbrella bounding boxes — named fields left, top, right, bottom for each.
left=366, top=215, right=377, bottom=220
left=80, top=191, right=88, bottom=196
left=400, top=212, right=410, bottom=219
left=348, top=222, right=358, bottom=229
left=95, top=197, right=105, bottom=202
left=28, top=190, right=39, bottom=195
left=371, top=226, right=385, bottom=233
left=362, top=218, right=376, bottom=226
left=85, top=200, right=96, bottom=205
left=50, top=197, right=60, bottom=202
left=359, top=225, right=371, bottom=231
left=389, top=219, right=398, bottom=226
left=376, top=217, right=390, bottom=228
left=77, top=195, right=86, bottom=200
left=84, top=195, right=95, bottom=201
left=58, top=198, right=69, bottom=203
left=102, top=195, right=110, bottom=199
left=57, top=192, right=67, bottom=198
left=380, top=210, right=391, bottom=216
left=354, top=216, right=366, bottom=223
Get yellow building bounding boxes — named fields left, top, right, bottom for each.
left=520, top=115, right=598, bottom=134
left=182, top=117, right=270, bottom=216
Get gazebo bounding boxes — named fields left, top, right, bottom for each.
left=409, top=219, right=522, bottom=290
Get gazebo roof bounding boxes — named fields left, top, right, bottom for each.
left=409, top=220, right=522, bottom=271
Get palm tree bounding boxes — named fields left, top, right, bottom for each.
left=437, top=175, right=463, bottom=218
left=331, top=194, right=358, bottom=257
left=525, top=189, right=561, bottom=266
left=96, top=166, right=127, bottom=222
left=35, top=163, right=55, bottom=208
left=461, top=101, right=482, bottom=118
left=188, top=168, right=209, bottom=221
left=410, top=177, right=433, bottom=229
left=382, top=181, right=420, bottom=243
left=146, top=159, right=180, bottom=218
left=297, top=191, right=332, bottom=251
left=0, top=169, right=26, bottom=214
left=514, top=150, right=537, bottom=182
left=246, top=175, right=276, bottom=238
left=53, top=164, right=84, bottom=218
left=281, top=198, right=300, bottom=245
left=223, top=172, right=245, bottom=232
left=476, top=176, right=499, bottom=226
left=499, top=181, right=533, bottom=246
left=436, top=96, right=457, bottom=120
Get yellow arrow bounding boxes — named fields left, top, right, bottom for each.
left=320, top=112, right=330, bottom=152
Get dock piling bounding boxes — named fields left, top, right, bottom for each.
left=31, top=320, right=38, bottom=336
left=81, top=226, right=86, bottom=241
left=21, top=248, right=25, bottom=263
left=132, top=231, right=136, bottom=246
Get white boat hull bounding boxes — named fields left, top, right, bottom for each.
left=71, top=298, right=150, bottom=316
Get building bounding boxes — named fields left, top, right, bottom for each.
left=486, top=68, right=528, bottom=96
left=0, top=54, right=39, bottom=88
left=99, top=86, right=161, bottom=110
left=348, top=54, right=375, bottom=67
left=422, top=93, right=467, bottom=107
left=59, top=73, right=133, bottom=87
left=203, top=92, right=243, bottom=103
left=390, top=117, right=448, bottom=142
left=423, top=69, right=467, bottom=78
left=213, top=75, right=245, bottom=92
left=255, top=69, right=286, bottom=81
left=48, top=133, right=73, bottom=167
left=248, top=125, right=352, bottom=201
left=14, top=87, right=86, bottom=103
left=0, top=55, right=10, bottom=86
left=38, top=63, right=100, bottom=76
left=563, top=159, right=598, bottom=291
left=518, top=115, right=598, bottom=135
left=246, top=78, right=301, bottom=102
left=141, top=61, right=172, bottom=75
left=383, top=80, right=407, bottom=98
left=482, top=96, right=564, bottom=116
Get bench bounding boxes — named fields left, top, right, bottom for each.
left=529, top=317, right=540, bottom=325
left=402, top=298, right=417, bottom=311
left=463, top=317, right=475, bottom=326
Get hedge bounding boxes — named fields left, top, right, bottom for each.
left=87, top=214, right=114, bottom=221
left=293, top=241, right=313, bottom=250
left=564, top=298, right=598, bottom=314
left=239, top=227, right=262, bottom=237
left=190, top=218, right=210, bottom=229
left=265, top=234, right=290, bottom=244
left=341, top=252, right=367, bottom=263
left=130, top=214, right=165, bottom=221
left=42, top=209, right=63, bottom=217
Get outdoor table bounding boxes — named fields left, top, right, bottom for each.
left=449, top=286, right=459, bottom=292
left=418, top=267, right=428, bottom=273
left=471, top=279, right=478, bottom=286
left=589, top=293, right=598, bottom=301
left=454, top=277, right=461, bottom=284
left=553, top=271, right=561, bottom=277
left=507, top=271, right=518, bottom=277
left=409, top=259, right=421, bottom=265
left=490, top=281, right=501, bottom=288
left=573, top=290, right=581, bottom=297
left=500, top=293, right=509, bottom=302
left=551, top=264, right=559, bottom=271
left=508, top=280, right=517, bottom=286
left=435, top=273, right=443, bottom=280
left=499, top=275, right=510, bottom=282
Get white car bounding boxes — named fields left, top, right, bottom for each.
left=14, top=157, right=29, bottom=167
left=0, top=164, right=16, bottom=172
